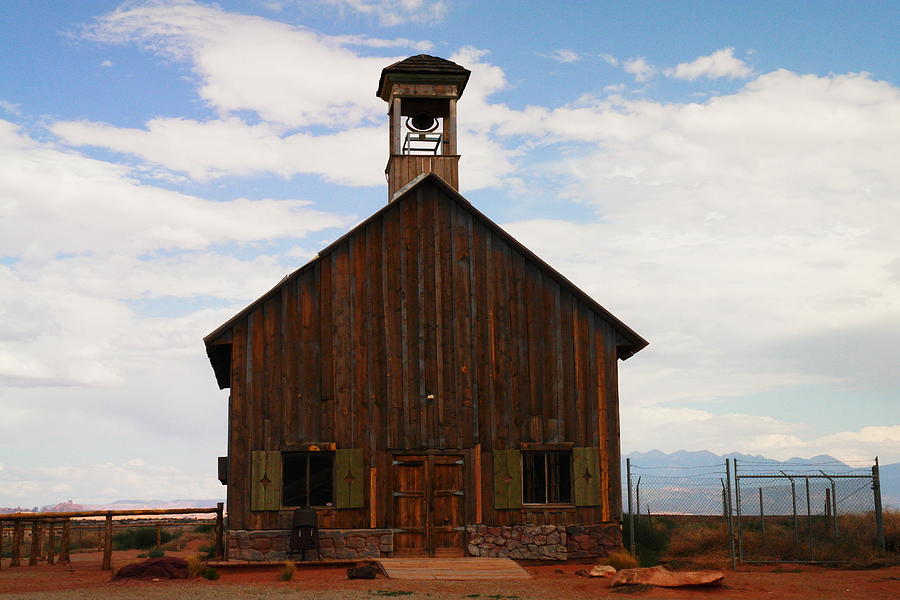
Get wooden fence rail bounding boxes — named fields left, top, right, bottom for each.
left=0, top=504, right=224, bottom=571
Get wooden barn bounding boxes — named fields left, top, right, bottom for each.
left=204, top=55, right=648, bottom=561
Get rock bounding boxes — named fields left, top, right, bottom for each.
left=347, top=564, right=378, bottom=579
left=467, top=544, right=480, bottom=556
left=612, top=566, right=724, bottom=588
left=115, top=557, right=189, bottom=580
left=589, top=565, right=616, bottom=578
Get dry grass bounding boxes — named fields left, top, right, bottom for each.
left=279, top=560, right=296, bottom=581
left=604, top=549, right=639, bottom=570
left=186, top=555, right=204, bottom=578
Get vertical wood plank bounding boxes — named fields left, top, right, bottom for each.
left=319, top=255, right=335, bottom=443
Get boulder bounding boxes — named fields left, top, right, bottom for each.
left=612, top=565, right=724, bottom=588
left=589, top=564, right=617, bottom=578
left=347, top=564, right=379, bottom=579
left=115, top=557, right=189, bottom=580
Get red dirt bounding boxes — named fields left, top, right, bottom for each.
left=1, top=553, right=899, bottom=599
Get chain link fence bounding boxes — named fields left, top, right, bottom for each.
left=624, top=457, right=886, bottom=565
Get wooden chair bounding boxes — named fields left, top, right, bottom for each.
left=288, top=509, right=320, bottom=561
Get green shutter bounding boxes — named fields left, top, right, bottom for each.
left=250, top=450, right=282, bottom=511
left=335, top=448, right=365, bottom=509
left=573, top=447, right=601, bottom=507
left=493, top=449, right=522, bottom=509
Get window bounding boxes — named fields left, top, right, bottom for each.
left=282, top=452, right=334, bottom=507
left=523, top=451, right=572, bottom=504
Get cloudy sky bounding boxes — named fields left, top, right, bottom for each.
left=1, top=0, right=898, bottom=506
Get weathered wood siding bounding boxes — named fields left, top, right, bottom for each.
left=217, top=180, right=624, bottom=530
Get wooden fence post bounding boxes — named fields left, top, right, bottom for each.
left=29, top=521, right=40, bottom=566
left=59, top=520, right=70, bottom=564
left=215, top=502, right=224, bottom=560
left=0, top=520, right=4, bottom=571
left=11, top=522, right=23, bottom=566
left=47, top=522, right=56, bottom=565
left=101, top=514, right=113, bottom=571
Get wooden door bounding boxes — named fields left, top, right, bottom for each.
left=392, top=454, right=465, bottom=556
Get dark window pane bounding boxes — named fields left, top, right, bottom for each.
left=308, top=453, right=334, bottom=506
left=523, top=452, right=547, bottom=504
left=282, top=452, right=334, bottom=507
left=282, top=453, right=308, bottom=507
left=548, top=452, right=572, bottom=503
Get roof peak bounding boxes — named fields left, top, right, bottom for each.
left=377, top=54, right=471, bottom=99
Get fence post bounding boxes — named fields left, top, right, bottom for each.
left=788, top=475, right=798, bottom=546
left=102, top=514, right=113, bottom=571
left=215, top=502, right=225, bottom=560
left=873, top=458, right=885, bottom=551
left=29, top=521, right=40, bottom=566
left=626, top=458, right=635, bottom=553
left=47, top=522, right=55, bottom=565
left=725, top=459, right=736, bottom=568
left=0, top=520, right=3, bottom=571
left=635, top=477, right=642, bottom=526
left=735, top=459, right=743, bottom=563
left=59, top=520, right=70, bottom=564
left=805, top=477, right=813, bottom=561
left=758, top=488, right=765, bottom=538
left=831, top=480, right=838, bottom=540
left=11, top=521, right=23, bottom=567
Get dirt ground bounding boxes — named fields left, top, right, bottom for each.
left=1, top=551, right=899, bottom=600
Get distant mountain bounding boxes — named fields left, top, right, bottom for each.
left=622, top=449, right=898, bottom=509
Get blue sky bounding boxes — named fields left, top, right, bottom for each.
left=1, top=0, right=898, bottom=505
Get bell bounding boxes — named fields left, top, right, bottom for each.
left=409, top=112, right=436, bottom=132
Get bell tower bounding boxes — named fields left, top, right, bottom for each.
left=377, top=55, right=471, bottom=201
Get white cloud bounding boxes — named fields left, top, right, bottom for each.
left=541, top=49, right=581, bottom=63
left=82, top=1, right=420, bottom=128
left=52, top=117, right=386, bottom=185
left=623, top=56, right=656, bottom=82
left=100, top=59, right=114, bottom=67
left=667, top=47, right=753, bottom=81
left=0, top=460, right=221, bottom=504
left=0, top=120, right=352, bottom=388
left=323, top=0, right=448, bottom=26
left=0, top=100, right=23, bottom=117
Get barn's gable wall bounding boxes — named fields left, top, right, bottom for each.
left=222, top=180, right=623, bottom=531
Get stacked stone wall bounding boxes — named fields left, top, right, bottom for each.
left=466, top=523, right=622, bottom=561
left=227, top=523, right=621, bottom=561
left=227, top=529, right=393, bottom=561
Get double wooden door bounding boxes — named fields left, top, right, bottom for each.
left=392, top=454, right=465, bottom=556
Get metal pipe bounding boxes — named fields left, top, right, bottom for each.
left=873, top=457, right=885, bottom=551
left=626, top=458, right=635, bottom=553
left=759, top=487, right=765, bottom=538
left=735, top=459, right=743, bottom=563
left=805, top=477, right=813, bottom=561
left=725, top=459, right=736, bottom=568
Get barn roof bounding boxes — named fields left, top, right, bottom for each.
left=204, top=174, right=648, bottom=377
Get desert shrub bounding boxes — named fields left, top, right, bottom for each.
left=882, top=508, right=899, bottom=553
left=623, top=515, right=670, bottom=566
left=112, top=527, right=174, bottom=550
left=605, top=549, right=639, bottom=570
left=665, top=520, right=729, bottom=557
left=201, top=567, right=220, bottom=580
left=147, top=548, right=165, bottom=558
left=187, top=555, right=204, bottom=578
left=279, top=560, right=296, bottom=581
left=199, top=543, right=217, bottom=558
left=193, top=523, right=214, bottom=534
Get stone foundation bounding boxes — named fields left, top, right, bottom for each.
left=565, top=524, right=623, bottom=559
left=228, top=523, right=620, bottom=562
left=227, top=529, right=393, bottom=561
left=465, top=523, right=621, bottom=561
